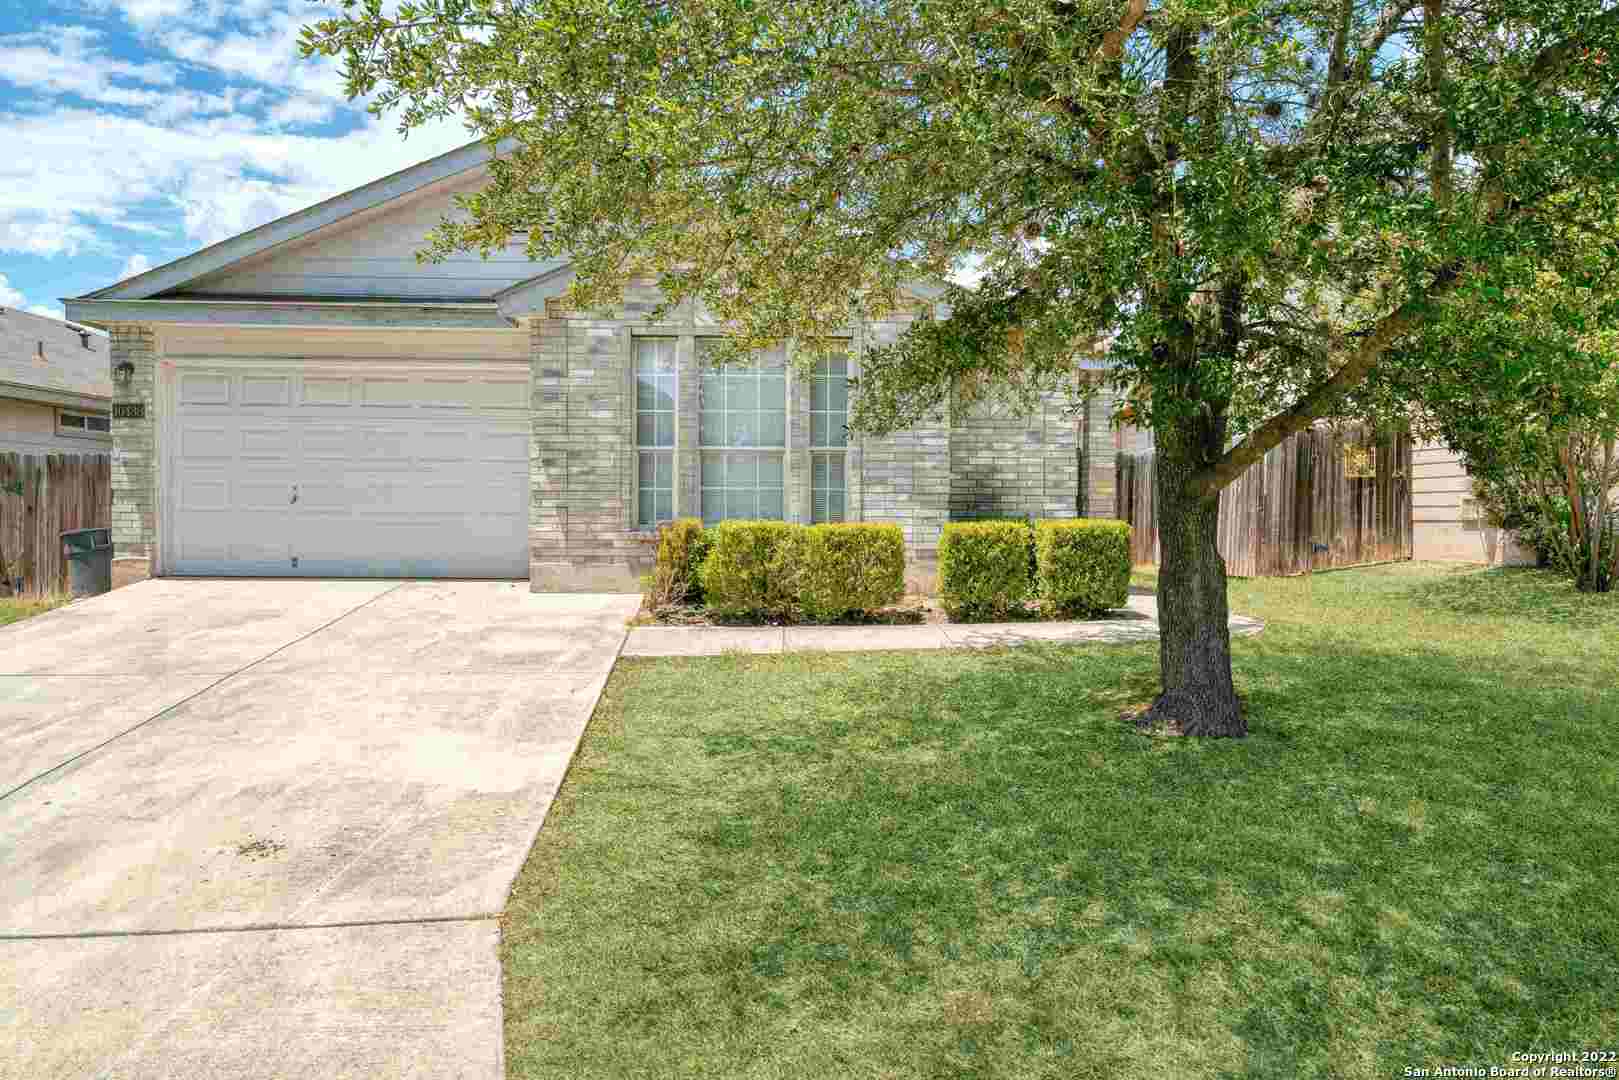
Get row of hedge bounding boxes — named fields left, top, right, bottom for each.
left=654, top=519, right=906, bottom=620
left=939, top=518, right=1131, bottom=620
left=652, top=516, right=1132, bottom=622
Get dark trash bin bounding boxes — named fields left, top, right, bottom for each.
left=62, top=527, right=113, bottom=598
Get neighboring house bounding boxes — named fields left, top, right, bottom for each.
left=64, top=141, right=1124, bottom=590
left=1410, top=439, right=1535, bottom=565
left=0, top=307, right=111, bottom=454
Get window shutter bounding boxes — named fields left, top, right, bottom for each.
left=812, top=455, right=829, bottom=522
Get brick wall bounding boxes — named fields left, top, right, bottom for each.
left=948, top=391, right=1084, bottom=522
left=525, top=292, right=1118, bottom=593
left=527, top=311, right=655, bottom=591
left=107, top=324, right=157, bottom=570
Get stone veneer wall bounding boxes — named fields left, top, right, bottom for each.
left=526, top=290, right=1121, bottom=593
left=96, top=311, right=1121, bottom=593
left=948, top=391, right=1090, bottom=522
left=106, top=323, right=158, bottom=575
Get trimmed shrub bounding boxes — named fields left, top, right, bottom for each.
left=938, top=520, right=1033, bottom=621
left=956, top=513, right=1037, bottom=580
left=649, top=518, right=709, bottom=606
left=798, top=523, right=906, bottom=621
left=1035, top=518, right=1132, bottom=617
left=699, top=520, right=801, bottom=616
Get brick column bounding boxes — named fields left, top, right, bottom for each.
left=528, top=316, right=569, bottom=582
left=1084, top=388, right=1118, bottom=519
left=1039, top=393, right=1083, bottom=519
left=107, top=323, right=158, bottom=576
left=527, top=308, right=648, bottom=592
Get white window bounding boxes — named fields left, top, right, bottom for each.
left=809, top=354, right=849, bottom=522
left=699, top=342, right=787, bottom=523
left=634, top=338, right=676, bottom=527
left=57, top=410, right=111, bottom=437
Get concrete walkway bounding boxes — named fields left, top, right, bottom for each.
left=0, top=579, right=640, bottom=1079
left=623, top=594, right=1264, bottom=656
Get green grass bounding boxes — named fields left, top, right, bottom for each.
left=0, top=595, right=68, bottom=627
left=502, top=562, right=1619, bottom=1079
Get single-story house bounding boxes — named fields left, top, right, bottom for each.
left=63, top=140, right=1510, bottom=590
left=63, top=140, right=1124, bottom=591
left=0, top=307, right=111, bottom=454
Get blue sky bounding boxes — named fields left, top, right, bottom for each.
left=0, top=0, right=472, bottom=319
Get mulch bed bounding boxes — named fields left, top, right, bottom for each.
left=634, top=596, right=1102, bottom=627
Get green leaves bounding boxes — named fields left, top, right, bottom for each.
left=300, top=0, right=1619, bottom=456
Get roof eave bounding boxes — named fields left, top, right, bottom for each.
left=0, top=379, right=112, bottom=411
left=63, top=298, right=518, bottom=332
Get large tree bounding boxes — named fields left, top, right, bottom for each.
left=306, top=0, right=1619, bottom=736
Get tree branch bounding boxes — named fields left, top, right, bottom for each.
left=1528, top=6, right=1619, bottom=84
left=1192, top=261, right=1465, bottom=499
left=1093, top=0, right=1149, bottom=62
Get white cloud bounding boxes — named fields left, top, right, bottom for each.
left=0, top=274, right=64, bottom=319
left=0, top=218, right=101, bottom=257
left=0, top=2, right=474, bottom=266
left=269, top=96, right=336, bottom=128
left=120, top=253, right=153, bottom=279
left=0, top=27, right=179, bottom=106
left=0, top=103, right=471, bottom=255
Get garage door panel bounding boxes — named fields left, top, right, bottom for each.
left=418, top=378, right=529, bottom=411
left=301, top=378, right=353, bottom=407
left=355, top=428, right=414, bottom=459
left=168, top=361, right=529, bottom=579
left=178, top=476, right=231, bottom=512
left=240, top=376, right=292, bottom=406
left=301, top=426, right=353, bottom=458
left=416, top=428, right=477, bottom=461
left=481, top=430, right=530, bottom=463
left=180, top=373, right=232, bottom=406
left=235, top=475, right=297, bottom=511
left=180, top=425, right=234, bottom=460
left=359, top=379, right=421, bottom=407
left=178, top=510, right=291, bottom=561
left=239, top=426, right=294, bottom=455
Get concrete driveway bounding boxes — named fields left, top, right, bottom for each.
left=0, top=579, right=640, bottom=1078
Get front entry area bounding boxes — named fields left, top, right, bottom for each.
left=162, top=359, right=530, bottom=578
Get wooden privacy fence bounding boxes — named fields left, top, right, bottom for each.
left=1117, top=426, right=1412, bottom=576
left=0, top=452, right=113, bottom=597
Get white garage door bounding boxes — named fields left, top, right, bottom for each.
left=164, top=361, right=529, bottom=578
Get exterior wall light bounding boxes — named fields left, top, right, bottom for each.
left=113, top=360, right=135, bottom=385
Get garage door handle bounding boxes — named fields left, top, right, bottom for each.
left=290, top=484, right=298, bottom=505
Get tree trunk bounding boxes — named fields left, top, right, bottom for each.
left=1146, top=433, right=1246, bottom=737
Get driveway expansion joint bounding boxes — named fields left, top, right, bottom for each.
left=0, top=912, right=502, bottom=942
left=0, top=581, right=410, bottom=806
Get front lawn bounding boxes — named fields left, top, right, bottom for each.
left=502, top=562, right=1619, bottom=1078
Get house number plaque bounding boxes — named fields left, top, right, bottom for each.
left=112, top=402, right=145, bottom=419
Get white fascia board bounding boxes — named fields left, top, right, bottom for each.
left=62, top=298, right=516, bottom=332
left=79, top=138, right=512, bottom=302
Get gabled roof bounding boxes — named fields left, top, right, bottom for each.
left=77, top=138, right=507, bottom=303
left=0, top=307, right=111, bottom=406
